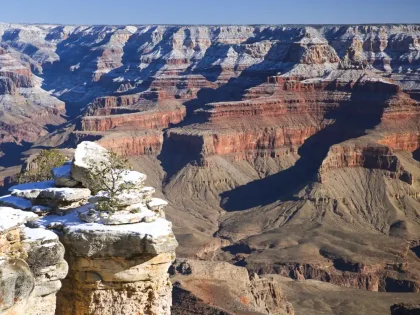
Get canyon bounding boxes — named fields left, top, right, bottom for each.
left=0, top=23, right=420, bottom=313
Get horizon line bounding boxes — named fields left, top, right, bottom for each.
left=1, top=21, right=420, bottom=27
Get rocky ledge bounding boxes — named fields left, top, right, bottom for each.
left=0, top=141, right=178, bottom=315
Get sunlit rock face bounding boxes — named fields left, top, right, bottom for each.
left=171, top=259, right=295, bottom=315
left=0, top=24, right=419, bottom=156
left=0, top=141, right=178, bottom=315
left=0, top=208, right=67, bottom=315
left=0, top=24, right=420, bottom=310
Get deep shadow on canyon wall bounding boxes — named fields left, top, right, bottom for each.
left=219, top=84, right=392, bottom=211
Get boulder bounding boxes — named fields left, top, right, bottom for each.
left=52, top=163, right=80, bottom=188
left=22, top=228, right=67, bottom=277
left=9, top=180, right=55, bottom=199
left=138, top=186, right=155, bottom=199
left=0, top=207, right=38, bottom=234
left=78, top=208, right=101, bottom=223
left=9, top=180, right=55, bottom=193
left=71, top=141, right=147, bottom=190
left=147, top=198, right=168, bottom=212
left=0, top=212, right=68, bottom=315
left=89, top=188, right=153, bottom=207
left=70, top=141, right=110, bottom=189
left=118, top=170, right=147, bottom=187
left=0, top=259, right=34, bottom=312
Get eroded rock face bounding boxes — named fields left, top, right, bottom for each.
left=171, top=259, right=294, bottom=315
left=0, top=142, right=178, bottom=314
left=0, top=43, right=65, bottom=148
left=52, top=163, right=80, bottom=188
left=1, top=23, right=420, bottom=311
left=0, top=208, right=67, bottom=315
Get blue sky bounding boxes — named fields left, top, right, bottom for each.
left=1, top=0, right=419, bottom=25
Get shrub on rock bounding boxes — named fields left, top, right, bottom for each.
left=17, top=149, right=67, bottom=184
left=87, top=151, right=141, bottom=212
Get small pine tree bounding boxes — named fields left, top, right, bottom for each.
left=17, top=149, right=67, bottom=184
left=88, top=151, right=138, bottom=213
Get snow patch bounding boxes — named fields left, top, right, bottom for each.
left=8, top=180, right=55, bottom=193
left=65, top=218, right=173, bottom=239
left=0, top=207, right=38, bottom=233
left=23, top=227, right=58, bottom=242
left=0, top=195, right=32, bottom=210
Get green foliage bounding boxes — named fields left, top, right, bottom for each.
left=88, top=151, right=138, bottom=213
left=17, top=149, right=67, bottom=184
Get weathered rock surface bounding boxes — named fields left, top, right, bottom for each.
left=171, top=259, right=294, bottom=315
left=0, top=207, right=67, bottom=315
left=52, top=163, right=80, bottom=187
left=71, top=141, right=147, bottom=191
left=1, top=24, right=420, bottom=312
left=38, top=187, right=91, bottom=202
left=0, top=141, right=178, bottom=314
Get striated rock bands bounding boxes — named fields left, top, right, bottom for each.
left=0, top=23, right=420, bottom=312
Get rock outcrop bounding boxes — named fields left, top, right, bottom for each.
left=0, top=208, right=67, bottom=314
left=171, top=259, right=294, bottom=315
left=0, top=141, right=178, bottom=314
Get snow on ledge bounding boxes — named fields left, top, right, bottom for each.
left=64, top=218, right=173, bottom=239
left=0, top=195, right=32, bottom=210
left=0, top=207, right=38, bottom=233
left=8, top=180, right=55, bottom=193
left=23, top=227, right=58, bottom=243
left=35, top=204, right=173, bottom=239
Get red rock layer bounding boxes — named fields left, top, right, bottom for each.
left=80, top=107, right=186, bottom=132
left=319, top=145, right=401, bottom=182
left=203, top=125, right=322, bottom=160
left=87, top=95, right=142, bottom=116
left=378, top=133, right=420, bottom=152
left=97, top=131, right=163, bottom=156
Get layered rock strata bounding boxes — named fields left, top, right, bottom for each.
left=0, top=141, right=178, bottom=314
left=0, top=45, right=65, bottom=147
left=0, top=23, right=420, bottom=309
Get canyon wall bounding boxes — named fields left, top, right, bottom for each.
left=0, top=24, right=419, bottom=307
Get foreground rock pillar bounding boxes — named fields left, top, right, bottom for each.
left=56, top=219, right=178, bottom=315
left=0, top=208, right=68, bottom=315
